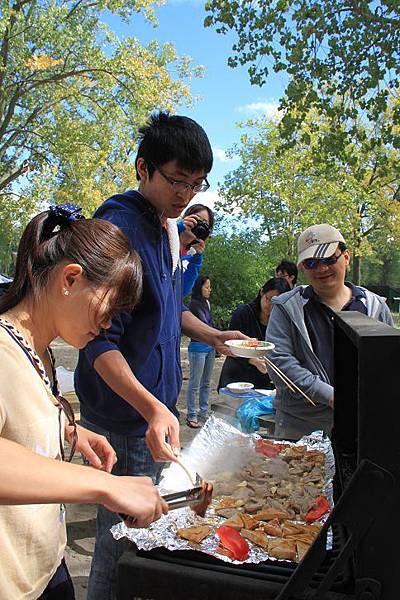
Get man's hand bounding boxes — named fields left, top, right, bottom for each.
left=94, top=350, right=181, bottom=464
left=328, top=396, right=334, bottom=409
left=145, top=404, right=180, bottom=463
left=249, top=357, right=268, bottom=374
left=210, top=329, right=249, bottom=356
left=70, top=424, right=117, bottom=473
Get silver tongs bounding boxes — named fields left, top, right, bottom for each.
left=119, top=480, right=213, bottom=524
left=119, top=447, right=213, bottom=524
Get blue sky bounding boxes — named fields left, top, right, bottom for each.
left=107, top=1, right=288, bottom=203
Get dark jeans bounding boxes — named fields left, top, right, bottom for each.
left=38, top=559, right=75, bottom=600
left=80, top=417, right=164, bottom=600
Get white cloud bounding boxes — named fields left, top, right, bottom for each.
left=212, top=147, right=235, bottom=163
left=237, top=100, right=281, bottom=120
left=188, top=190, right=221, bottom=210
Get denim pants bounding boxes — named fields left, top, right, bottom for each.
left=80, top=417, right=164, bottom=600
left=186, top=350, right=215, bottom=421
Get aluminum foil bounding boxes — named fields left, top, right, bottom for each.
left=111, top=415, right=335, bottom=564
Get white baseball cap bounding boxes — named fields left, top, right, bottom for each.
left=297, top=224, right=345, bottom=266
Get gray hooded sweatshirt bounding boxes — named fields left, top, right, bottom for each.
left=266, top=285, right=393, bottom=438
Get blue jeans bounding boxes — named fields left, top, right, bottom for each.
left=186, top=350, right=215, bottom=422
left=80, top=417, right=164, bottom=600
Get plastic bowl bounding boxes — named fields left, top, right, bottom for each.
left=224, top=339, right=275, bottom=358
left=226, top=382, right=255, bottom=394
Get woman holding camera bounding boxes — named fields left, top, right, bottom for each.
left=178, top=204, right=214, bottom=297
left=0, top=204, right=167, bottom=599
left=185, top=275, right=216, bottom=428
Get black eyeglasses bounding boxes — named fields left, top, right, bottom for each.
left=151, top=162, right=210, bottom=194
left=303, top=250, right=345, bottom=270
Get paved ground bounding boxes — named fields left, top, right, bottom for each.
left=51, top=338, right=226, bottom=600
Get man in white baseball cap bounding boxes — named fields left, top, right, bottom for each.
left=266, top=223, right=393, bottom=440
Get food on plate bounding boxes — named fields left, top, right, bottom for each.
left=241, top=529, right=269, bottom=549
left=268, top=538, right=297, bottom=561
left=176, top=525, right=212, bottom=544
left=216, top=525, right=250, bottom=561
left=238, top=339, right=262, bottom=348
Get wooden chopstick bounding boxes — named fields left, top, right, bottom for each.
left=165, top=442, right=196, bottom=486
left=262, top=355, right=316, bottom=407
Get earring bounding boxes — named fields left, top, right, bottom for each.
left=63, top=289, right=70, bottom=296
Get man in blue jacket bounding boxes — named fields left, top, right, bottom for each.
left=75, top=112, right=244, bottom=599
left=267, top=223, right=394, bottom=441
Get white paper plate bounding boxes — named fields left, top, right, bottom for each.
left=224, top=339, right=275, bottom=358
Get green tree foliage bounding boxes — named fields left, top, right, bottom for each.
left=205, top=0, right=400, bottom=154
left=200, top=216, right=278, bottom=327
left=0, top=0, right=200, bottom=214
left=215, top=118, right=400, bottom=283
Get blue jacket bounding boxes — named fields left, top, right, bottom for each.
left=74, top=190, right=184, bottom=436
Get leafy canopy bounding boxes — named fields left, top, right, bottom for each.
left=205, top=0, right=400, bottom=152
left=215, top=116, right=400, bottom=283
left=0, top=0, right=200, bottom=214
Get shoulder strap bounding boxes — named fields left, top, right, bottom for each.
left=0, top=320, right=57, bottom=393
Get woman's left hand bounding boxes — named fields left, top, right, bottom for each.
left=249, top=357, right=268, bottom=374
left=66, top=424, right=117, bottom=472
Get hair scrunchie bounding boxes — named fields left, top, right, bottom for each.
left=42, top=203, right=85, bottom=239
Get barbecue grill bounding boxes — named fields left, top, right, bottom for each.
left=117, top=312, right=399, bottom=600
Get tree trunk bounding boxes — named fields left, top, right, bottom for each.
left=352, top=255, right=361, bottom=284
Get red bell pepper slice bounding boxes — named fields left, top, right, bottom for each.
left=305, top=495, right=330, bottom=523
left=255, top=439, right=287, bottom=457
left=216, top=525, right=250, bottom=561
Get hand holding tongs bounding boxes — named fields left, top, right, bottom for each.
left=119, top=444, right=213, bottom=524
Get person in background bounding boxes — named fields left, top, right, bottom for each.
left=0, top=205, right=166, bottom=600
left=218, top=277, right=291, bottom=391
left=186, top=275, right=216, bottom=428
left=276, top=260, right=298, bottom=289
left=74, top=112, right=246, bottom=599
left=178, top=204, right=214, bottom=297
left=267, top=224, right=394, bottom=440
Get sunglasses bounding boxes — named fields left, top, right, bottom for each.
left=303, top=249, right=345, bottom=270
left=57, top=394, right=78, bottom=462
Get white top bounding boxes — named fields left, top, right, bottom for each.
left=0, top=323, right=67, bottom=599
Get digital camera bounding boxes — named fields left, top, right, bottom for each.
left=191, top=219, right=210, bottom=241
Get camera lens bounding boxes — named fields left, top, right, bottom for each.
left=191, top=220, right=210, bottom=241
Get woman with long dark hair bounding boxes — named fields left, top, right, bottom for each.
left=185, top=274, right=215, bottom=428
left=0, top=204, right=167, bottom=599
left=218, top=277, right=290, bottom=390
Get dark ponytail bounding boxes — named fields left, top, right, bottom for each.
left=0, top=206, right=142, bottom=317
